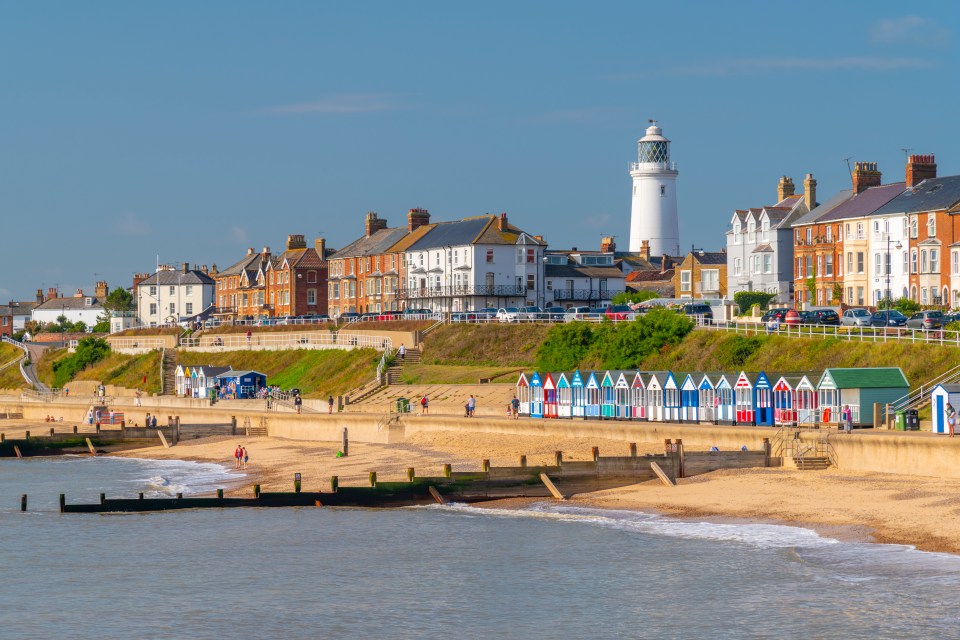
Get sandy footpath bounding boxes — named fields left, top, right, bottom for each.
left=106, top=429, right=960, bottom=555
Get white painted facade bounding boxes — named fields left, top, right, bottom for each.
left=866, top=214, right=909, bottom=304
left=137, top=269, right=216, bottom=327
left=32, top=298, right=104, bottom=328
left=629, top=122, right=680, bottom=257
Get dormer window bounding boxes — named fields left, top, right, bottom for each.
left=747, top=221, right=756, bottom=242
left=733, top=222, right=742, bottom=244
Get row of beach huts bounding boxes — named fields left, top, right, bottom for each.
left=515, top=368, right=911, bottom=428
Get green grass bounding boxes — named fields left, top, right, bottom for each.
left=0, top=342, right=26, bottom=389
left=399, top=364, right=523, bottom=385
left=420, top=324, right=551, bottom=367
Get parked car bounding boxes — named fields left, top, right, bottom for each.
left=563, top=306, right=592, bottom=322
left=403, top=308, right=433, bottom=318
left=496, top=307, right=520, bottom=322
left=605, top=305, right=636, bottom=321
left=870, top=310, right=908, bottom=327
left=840, top=308, right=872, bottom=327
left=807, top=309, right=840, bottom=326
left=796, top=310, right=815, bottom=324
left=541, top=307, right=566, bottom=322
left=476, top=307, right=498, bottom=320
left=518, top=306, right=544, bottom=321
left=682, top=302, right=713, bottom=321
left=451, top=311, right=478, bottom=322
left=338, top=312, right=360, bottom=322
left=906, top=310, right=944, bottom=331
left=760, top=308, right=791, bottom=323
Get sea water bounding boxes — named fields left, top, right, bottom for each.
left=1, top=457, right=958, bottom=639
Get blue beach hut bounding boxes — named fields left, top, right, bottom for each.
left=215, top=370, right=266, bottom=399
left=556, top=373, right=572, bottom=418
left=931, top=384, right=960, bottom=434
left=663, top=372, right=681, bottom=423
left=529, top=372, right=544, bottom=419
left=697, top=375, right=717, bottom=424
left=680, top=374, right=699, bottom=423
left=584, top=372, right=601, bottom=418
left=753, top=372, right=774, bottom=426
left=571, top=370, right=586, bottom=418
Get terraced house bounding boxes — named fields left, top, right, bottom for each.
left=725, top=175, right=813, bottom=305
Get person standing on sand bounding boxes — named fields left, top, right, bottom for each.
left=242, top=446, right=249, bottom=469
left=328, top=395, right=334, bottom=414
left=467, top=395, right=476, bottom=417
left=948, top=403, right=957, bottom=437
left=421, top=395, right=429, bottom=415
left=234, top=445, right=242, bottom=469
left=135, top=389, right=142, bottom=407
left=511, top=395, right=520, bottom=419
left=294, top=394, right=302, bottom=414
left=842, top=405, right=852, bottom=434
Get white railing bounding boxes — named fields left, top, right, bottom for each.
left=694, top=318, right=960, bottom=347
left=108, top=337, right=170, bottom=351
left=890, top=361, right=960, bottom=412
left=376, top=345, right=395, bottom=380
left=180, top=332, right=392, bottom=352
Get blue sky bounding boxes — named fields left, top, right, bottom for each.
left=1, top=1, right=959, bottom=301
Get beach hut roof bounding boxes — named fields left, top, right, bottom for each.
left=571, top=370, right=585, bottom=386
left=697, top=373, right=716, bottom=389
left=933, top=384, right=960, bottom=393
left=556, top=372, right=570, bottom=387
left=216, top=370, right=266, bottom=379
left=821, top=367, right=909, bottom=389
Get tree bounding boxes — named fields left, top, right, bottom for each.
left=611, top=290, right=659, bottom=305
left=102, top=287, right=134, bottom=313
left=832, top=283, right=843, bottom=304
left=805, top=265, right=817, bottom=305
left=733, top=291, right=775, bottom=315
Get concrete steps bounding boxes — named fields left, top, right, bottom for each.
left=161, top=349, right=178, bottom=396
left=794, top=456, right=831, bottom=470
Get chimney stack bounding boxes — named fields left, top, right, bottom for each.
left=365, top=212, right=388, bottom=237
left=315, top=237, right=327, bottom=259
left=133, top=273, right=150, bottom=290
left=639, top=240, right=651, bottom=261
left=777, top=176, right=795, bottom=202
left=498, top=212, right=508, bottom=232
left=247, top=247, right=254, bottom=256
left=906, top=154, right=937, bottom=188
left=47, top=287, right=58, bottom=300
left=94, top=281, right=108, bottom=299
left=210, top=264, right=218, bottom=276
left=182, top=262, right=190, bottom=274
left=600, top=236, right=616, bottom=253
left=660, top=254, right=670, bottom=275
left=852, top=162, right=882, bottom=194
left=36, top=288, right=44, bottom=304
left=407, top=208, right=431, bottom=233
left=286, top=234, right=306, bottom=250
left=74, top=288, right=84, bottom=298
left=803, top=173, right=817, bottom=211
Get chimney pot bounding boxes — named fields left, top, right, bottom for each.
left=407, top=208, right=431, bottom=233
left=906, top=153, right=937, bottom=188
left=777, top=176, right=796, bottom=202
left=852, top=162, right=882, bottom=194
left=498, top=212, right=508, bottom=232
left=365, top=211, right=388, bottom=237
left=803, top=173, right=817, bottom=210
left=639, top=239, right=651, bottom=261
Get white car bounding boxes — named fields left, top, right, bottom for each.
left=496, top=307, right=520, bottom=322
left=563, top=306, right=591, bottom=322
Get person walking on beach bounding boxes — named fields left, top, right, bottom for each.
left=328, top=395, right=334, bottom=414
left=420, top=395, right=429, bottom=415
left=242, top=446, right=248, bottom=469
left=948, top=403, right=957, bottom=437
left=467, top=395, right=476, bottom=417
left=511, top=395, right=520, bottom=419
left=294, top=394, right=302, bottom=414
left=841, top=405, right=853, bottom=434
left=234, top=445, right=242, bottom=469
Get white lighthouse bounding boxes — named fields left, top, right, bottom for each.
left=629, top=121, right=680, bottom=256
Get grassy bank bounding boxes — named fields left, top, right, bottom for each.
left=0, top=342, right=25, bottom=389
left=419, top=324, right=550, bottom=366
left=36, top=348, right=163, bottom=394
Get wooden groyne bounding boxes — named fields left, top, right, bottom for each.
left=57, top=439, right=771, bottom=514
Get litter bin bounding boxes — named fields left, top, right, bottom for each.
left=396, top=397, right=410, bottom=414
left=894, top=411, right=905, bottom=431
left=905, top=409, right=920, bottom=431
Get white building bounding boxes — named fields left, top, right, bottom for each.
left=400, top=213, right=547, bottom=312
left=137, top=264, right=216, bottom=327
left=543, top=245, right=627, bottom=307
left=32, top=291, right=105, bottom=329
left=629, top=121, right=680, bottom=257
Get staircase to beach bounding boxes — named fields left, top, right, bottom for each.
left=772, top=425, right=835, bottom=471
left=161, top=349, right=178, bottom=396
left=384, top=347, right=421, bottom=384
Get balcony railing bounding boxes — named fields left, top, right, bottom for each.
left=398, top=285, right=526, bottom=299
left=550, top=288, right=625, bottom=301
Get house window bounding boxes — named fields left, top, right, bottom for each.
left=856, top=286, right=864, bottom=305
left=824, top=255, right=832, bottom=276
left=806, top=228, right=813, bottom=244
left=911, top=250, right=918, bottom=274
left=763, top=254, right=772, bottom=274
left=486, top=249, right=494, bottom=263
left=747, top=221, right=756, bottom=242
left=857, top=252, right=864, bottom=274
left=847, top=252, right=853, bottom=274
left=806, top=256, right=813, bottom=277
left=847, top=287, right=853, bottom=304
left=734, top=223, right=742, bottom=244
left=527, top=274, right=536, bottom=291
left=308, top=289, right=316, bottom=305
left=185, top=303, right=193, bottom=315
left=680, top=270, right=691, bottom=291
left=931, top=249, right=939, bottom=273
left=149, top=303, right=157, bottom=315
left=761, top=220, right=770, bottom=242
left=953, top=251, right=959, bottom=275
left=168, top=303, right=175, bottom=315
left=307, top=271, right=317, bottom=284
left=910, top=217, right=918, bottom=238
left=875, top=253, right=882, bottom=274
left=903, top=252, right=909, bottom=275
left=149, top=286, right=156, bottom=296
left=922, top=287, right=928, bottom=304
left=517, top=249, right=523, bottom=264
left=797, top=257, right=803, bottom=278
left=921, top=250, right=928, bottom=273
left=845, top=223, right=851, bottom=240
left=526, top=249, right=535, bottom=264
left=928, top=216, right=936, bottom=237
left=856, top=223, right=864, bottom=240
left=817, top=255, right=822, bottom=276
left=734, top=258, right=741, bottom=276
left=185, top=286, right=193, bottom=296
left=702, top=269, right=719, bottom=292
left=825, top=226, right=832, bottom=242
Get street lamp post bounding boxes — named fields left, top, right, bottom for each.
left=886, top=236, right=903, bottom=305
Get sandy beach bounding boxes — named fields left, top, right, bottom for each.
left=104, top=428, right=960, bottom=556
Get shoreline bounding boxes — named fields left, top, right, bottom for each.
left=101, top=430, right=960, bottom=556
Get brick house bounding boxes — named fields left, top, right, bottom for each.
left=0, top=305, right=12, bottom=337
left=673, top=250, right=728, bottom=299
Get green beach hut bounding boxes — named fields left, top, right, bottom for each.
left=816, top=368, right=909, bottom=427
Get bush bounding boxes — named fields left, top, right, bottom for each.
left=878, top=297, right=921, bottom=315
left=611, top=290, right=659, bottom=305
left=51, top=338, right=110, bottom=388
left=535, top=322, right=595, bottom=372
left=714, top=335, right=763, bottom=368
left=733, top=291, right=776, bottom=314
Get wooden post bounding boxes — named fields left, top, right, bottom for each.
left=664, top=438, right=672, bottom=454
left=13, top=445, right=22, bottom=459
left=254, top=484, right=261, bottom=498
left=676, top=439, right=685, bottom=479
left=762, top=438, right=771, bottom=467
left=50, top=427, right=54, bottom=436
left=73, top=425, right=77, bottom=434
left=20, top=494, right=27, bottom=511
left=428, top=486, right=446, bottom=505
left=873, top=402, right=881, bottom=429
left=341, top=427, right=349, bottom=457
left=481, top=459, right=490, bottom=472
left=629, top=443, right=637, bottom=458
left=95, top=424, right=100, bottom=434
left=369, top=471, right=377, bottom=487
left=294, top=473, right=302, bottom=493
left=157, top=430, right=170, bottom=449
left=59, top=494, right=65, bottom=513
left=539, top=473, right=565, bottom=501
left=555, top=450, right=563, bottom=466
left=217, top=489, right=224, bottom=499
left=407, top=467, right=415, bottom=482
left=25, top=430, right=29, bottom=439
left=139, top=493, right=144, bottom=500
left=330, top=476, right=338, bottom=492
left=591, top=446, right=599, bottom=462
left=650, top=461, right=675, bottom=487
left=231, top=416, right=237, bottom=435
left=100, top=493, right=106, bottom=505
left=519, top=455, right=527, bottom=467
left=86, top=438, right=97, bottom=456
left=0, top=433, right=4, bottom=442
left=443, top=464, right=451, bottom=478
